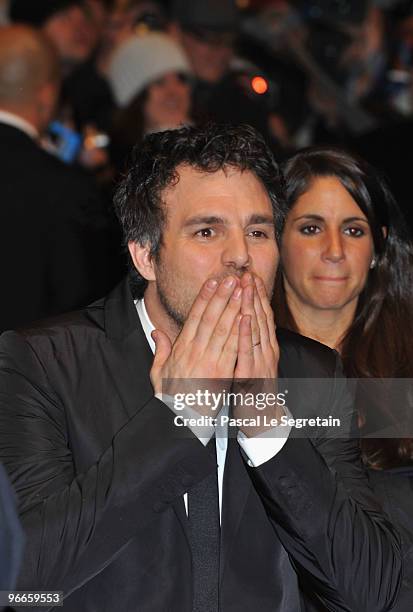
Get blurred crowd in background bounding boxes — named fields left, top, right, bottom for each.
left=2, top=0, right=413, bottom=330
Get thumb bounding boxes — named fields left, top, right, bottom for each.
left=151, top=329, right=172, bottom=372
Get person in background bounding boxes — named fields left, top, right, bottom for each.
left=9, top=0, right=94, bottom=75
left=101, top=0, right=167, bottom=54
left=0, top=25, right=120, bottom=332
left=106, top=30, right=192, bottom=172
left=9, top=0, right=115, bottom=172
left=275, top=146, right=413, bottom=470
left=61, top=0, right=117, bottom=136
left=169, top=0, right=287, bottom=152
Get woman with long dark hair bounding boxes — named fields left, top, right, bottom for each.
left=276, top=146, right=413, bottom=469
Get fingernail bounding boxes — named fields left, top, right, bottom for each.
left=232, top=287, right=242, bottom=300
left=206, top=279, right=218, bottom=290
left=224, top=276, right=235, bottom=288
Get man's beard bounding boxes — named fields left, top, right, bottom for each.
left=154, top=254, right=198, bottom=330
left=157, top=281, right=186, bottom=329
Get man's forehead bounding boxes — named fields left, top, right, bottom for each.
left=161, top=164, right=273, bottom=217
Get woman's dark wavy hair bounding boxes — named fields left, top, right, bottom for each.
left=114, top=122, right=286, bottom=292
left=275, top=146, right=413, bottom=468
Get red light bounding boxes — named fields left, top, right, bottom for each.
left=251, top=76, right=268, bottom=95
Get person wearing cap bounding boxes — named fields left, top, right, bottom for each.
left=170, top=0, right=282, bottom=149
left=106, top=30, right=192, bottom=171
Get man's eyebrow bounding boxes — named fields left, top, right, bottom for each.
left=247, top=214, right=275, bottom=225
left=183, top=214, right=275, bottom=228
left=183, top=215, right=225, bottom=227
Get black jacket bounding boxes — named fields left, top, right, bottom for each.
left=0, top=122, right=119, bottom=333
left=0, top=277, right=402, bottom=611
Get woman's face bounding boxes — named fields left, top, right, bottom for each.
left=281, top=176, right=375, bottom=316
left=144, top=72, right=190, bottom=131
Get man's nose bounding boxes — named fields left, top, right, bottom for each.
left=222, top=233, right=250, bottom=270
left=322, top=230, right=345, bottom=263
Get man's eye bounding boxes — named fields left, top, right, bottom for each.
left=344, top=226, right=365, bottom=237
left=195, top=228, right=215, bottom=238
left=248, top=230, right=267, bottom=239
left=299, top=225, right=320, bottom=235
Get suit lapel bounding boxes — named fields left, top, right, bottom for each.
left=102, top=278, right=155, bottom=420
left=103, top=277, right=192, bottom=548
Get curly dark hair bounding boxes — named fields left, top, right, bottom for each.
left=113, top=123, right=286, bottom=289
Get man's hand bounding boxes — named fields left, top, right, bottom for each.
left=150, top=276, right=242, bottom=397
left=234, top=273, right=279, bottom=380
left=233, top=273, right=282, bottom=437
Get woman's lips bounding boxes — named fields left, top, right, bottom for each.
left=313, top=276, right=348, bottom=282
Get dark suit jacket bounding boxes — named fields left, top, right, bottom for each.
left=0, top=277, right=402, bottom=611
left=0, top=463, right=24, bottom=596
left=0, top=122, right=121, bottom=333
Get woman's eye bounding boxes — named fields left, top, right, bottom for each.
left=344, top=226, right=365, bottom=237
left=195, top=228, right=215, bottom=238
left=299, top=225, right=320, bottom=235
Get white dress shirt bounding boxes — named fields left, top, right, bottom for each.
left=135, top=298, right=291, bottom=520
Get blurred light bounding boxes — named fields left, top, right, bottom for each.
left=84, top=133, right=110, bottom=150
left=251, top=76, right=268, bottom=94
left=236, top=0, right=250, bottom=8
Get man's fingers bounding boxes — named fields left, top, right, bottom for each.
left=235, top=314, right=254, bottom=378
left=150, top=329, right=172, bottom=392
left=179, top=278, right=219, bottom=343
left=241, top=274, right=260, bottom=346
left=253, top=285, right=270, bottom=351
left=255, top=275, right=277, bottom=352
left=219, top=312, right=242, bottom=367
left=209, top=285, right=242, bottom=359
left=195, top=276, right=240, bottom=348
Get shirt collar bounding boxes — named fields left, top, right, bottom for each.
left=0, top=109, right=39, bottom=140
left=135, top=298, right=156, bottom=353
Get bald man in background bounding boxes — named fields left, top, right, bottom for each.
left=0, top=26, right=118, bottom=332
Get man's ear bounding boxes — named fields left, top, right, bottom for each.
left=128, top=242, right=156, bottom=281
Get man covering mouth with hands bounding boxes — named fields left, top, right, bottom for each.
left=0, top=124, right=402, bottom=612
